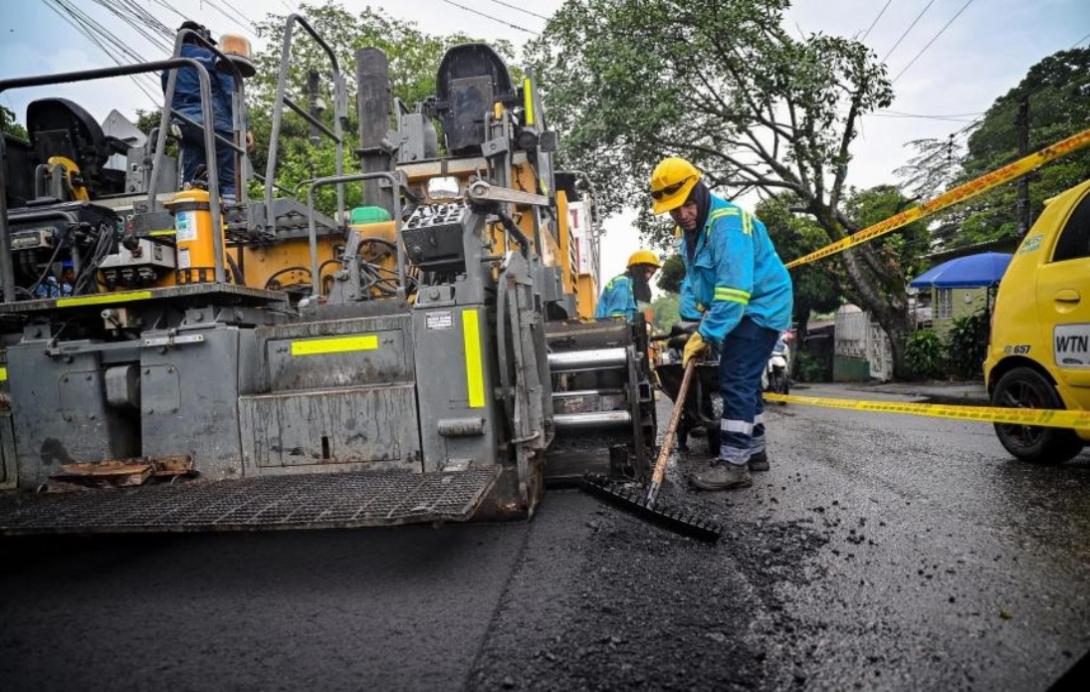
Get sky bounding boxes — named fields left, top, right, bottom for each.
left=2, top=0, right=1088, bottom=285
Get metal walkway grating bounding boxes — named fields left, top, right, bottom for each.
left=0, top=468, right=501, bottom=535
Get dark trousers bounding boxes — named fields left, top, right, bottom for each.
left=717, top=317, right=781, bottom=464
left=180, top=121, right=237, bottom=199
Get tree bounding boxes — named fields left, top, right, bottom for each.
left=1, top=105, right=28, bottom=139
left=650, top=292, right=680, bottom=333
left=527, top=0, right=929, bottom=376
left=947, top=47, right=1090, bottom=247
left=655, top=253, right=685, bottom=294
left=754, top=193, right=839, bottom=340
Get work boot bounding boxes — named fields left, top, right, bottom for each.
left=690, top=460, right=753, bottom=491
left=748, top=451, right=770, bottom=472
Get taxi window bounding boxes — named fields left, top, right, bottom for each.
left=1052, top=192, right=1090, bottom=262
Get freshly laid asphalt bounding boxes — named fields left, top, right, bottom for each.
left=2, top=383, right=1087, bottom=691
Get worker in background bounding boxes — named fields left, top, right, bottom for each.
left=650, top=157, right=793, bottom=490
left=595, top=249, right=662, bottom=321
left=162, top=22, right=253, bottom=201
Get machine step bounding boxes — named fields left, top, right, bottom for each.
left=0, top=467, right=501, bottom=535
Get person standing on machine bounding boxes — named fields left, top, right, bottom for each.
left=649, top=157, right=793, bottom=490
left=162, top=22, right=253, bottom=201
left=595, top=249, right=662, bottom=321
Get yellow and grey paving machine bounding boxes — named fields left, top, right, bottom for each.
left=0, top=16, right=655, bottom=533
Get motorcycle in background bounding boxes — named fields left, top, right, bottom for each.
left=762, top=334, right=790, bottom=401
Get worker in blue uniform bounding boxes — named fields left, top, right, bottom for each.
left=595, top=249, right=662, bottom=321
left=650, top=157, right=793, bottom=490
left=162, top=22, right=251, bottom=201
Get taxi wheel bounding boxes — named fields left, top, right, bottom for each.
left=992, top=367, right=1084, bottom=464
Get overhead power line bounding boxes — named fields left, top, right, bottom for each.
left=439, top=0, right=534, bottom=33
left=1071, top=30, right=1090, bottom=48
left=892, top=0, right=977, bottom=83
left=881, top=0, right=934, bottom=62
left=486, top=0, right=549, bottom=22
left=860, top=0, right=892, bottom=42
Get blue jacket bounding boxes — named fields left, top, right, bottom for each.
left=678, top=194, right=793, bottom=343
left=595, top=273, right=639, bottom=320
left=163, top=44, right=236, bottom=133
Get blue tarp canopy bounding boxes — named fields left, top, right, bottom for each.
left=909, top=252, right=1012, bottom=289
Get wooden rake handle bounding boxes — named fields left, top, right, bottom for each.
left=651, top=358, right=697, bottom=487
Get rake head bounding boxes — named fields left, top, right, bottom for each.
left=580, top=474, right=721, bottom=543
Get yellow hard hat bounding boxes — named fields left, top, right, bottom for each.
left=650, top=157, right=701, bottom=215
left=627, top=249, right=662, bottom=269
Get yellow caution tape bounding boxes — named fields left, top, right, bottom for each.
left=763, top=392, right=1090, bottom=430
left=56, top=290, right=153, bottom=308
left=290, top=334, right=378, bottom=356
left=786, top=127, right=1090, bottom=268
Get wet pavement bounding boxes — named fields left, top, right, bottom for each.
left=2, top=384, right=1088, bottom=690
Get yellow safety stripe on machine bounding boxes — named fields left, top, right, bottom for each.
left=0, top=367, right=7, bottom=382
left=523, top=77, right=534, bottom=126
left=462, top=308, right=486, bottom=408
left=290, top=334, right=378, bottom=356
left=763, top=392, right=1090, bottom=430
left=785, top=127, right=1090, bottom=269
left=713, top=287, right=750, bottom=304
left=56, top=290, right=153, bottom=308
left=147, top=229, right=176, bottom=237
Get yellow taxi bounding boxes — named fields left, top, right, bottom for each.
left=985, top=177, right=1090, bottom=462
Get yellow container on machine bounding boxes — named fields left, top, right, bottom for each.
left=984, top=177, right=1090, bottom=462
left=164, top=189, right=226, bottom=284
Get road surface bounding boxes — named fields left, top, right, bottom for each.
left=2, top=384, right=1087, bottom=690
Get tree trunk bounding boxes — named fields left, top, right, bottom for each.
left=837, top=246, right=914, bottom=380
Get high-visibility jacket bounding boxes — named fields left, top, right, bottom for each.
left=595, top=273, right=638, bottom=320
left=678, top=194, right=793, bottom=343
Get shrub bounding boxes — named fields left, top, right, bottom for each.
left=794, top=350, right=827, bottom=383
left=905, top=329, right=944, bottom=380
left=947, top=311, right=989, bottom=380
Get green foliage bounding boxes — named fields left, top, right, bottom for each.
left=1, top=105, right=27, bottom=139
left=904, top=330, right=945, bottom=380
left=793, top=350, right=827, bottom=383
left=946, top=311, right=988, bottom=380
left=650, top=292, right=680, bottom=333
left=944, top=48, right=1090, bottom=248
left=526, top=0, right=892, bottom=236
left=656, top=254, right=685, bottom=294
left=246, top=1, right=516, bottom=214
left=843, top=185, right=930, bottom=283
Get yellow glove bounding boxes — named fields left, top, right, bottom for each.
left=682, top=331, right=707, bottom=367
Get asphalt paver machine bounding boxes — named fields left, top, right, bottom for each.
left=0, top=16, right=655, bottom=534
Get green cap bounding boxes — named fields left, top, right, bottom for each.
left=349, top=206, right=393, bottom=224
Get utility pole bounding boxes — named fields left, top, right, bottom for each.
left=1015, top=93, right=1031, bottom=236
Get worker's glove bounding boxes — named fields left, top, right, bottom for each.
left=682, top=331, right=707, bottom=367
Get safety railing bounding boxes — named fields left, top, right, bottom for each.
left=304, top=172, right=405, bottom=299
left=265, top=14, right=348, bottom=232
left=0, top=58, right=228, bottom=301
left=148, top=28, right=250, bottom=207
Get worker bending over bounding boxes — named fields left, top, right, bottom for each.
left=651, top=157, right=793, bottom=490
left=595, top=250, right=662, bottom=321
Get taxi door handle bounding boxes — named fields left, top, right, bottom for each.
left=1054, top=289, right=1081, bottom=304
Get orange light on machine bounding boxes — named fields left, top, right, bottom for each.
left=219, top=33, right=255, bottom=77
